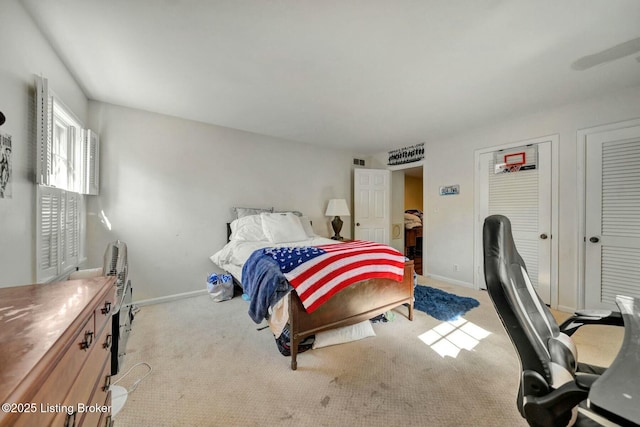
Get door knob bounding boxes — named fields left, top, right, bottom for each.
left=589, top=236, right=600, bottom=243
left=540, top=234, right=548, bottom=240
left=356, top=223, right=360, bottom=226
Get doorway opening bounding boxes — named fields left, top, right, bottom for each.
left=403, top=166, right=424, bottom=275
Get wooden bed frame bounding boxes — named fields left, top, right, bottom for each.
left=287, top=260, right=414, bottom=369
left=226, top=223, right=415, bottom=370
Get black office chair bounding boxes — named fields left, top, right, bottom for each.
left=482, top=215, right=623, bottom=427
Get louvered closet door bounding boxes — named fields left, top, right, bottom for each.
left=479, top=141, right=551, bottom=304
left=585, top=126, right=640, bottom=309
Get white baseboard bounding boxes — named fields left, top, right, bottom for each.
left=424, top=273, right=475, bottom=289
left=134, top=289, right=208, bottom=307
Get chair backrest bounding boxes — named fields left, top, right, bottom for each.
left=483, top=215, right=579, bottom=399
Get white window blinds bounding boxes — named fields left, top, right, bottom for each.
left=37, top=186, right=61, bottom=281
left=35, top=75, right=95, bottom=282
left=36, top=76, right=53, bottom=187
left=36, top=187, right=82, bottom=282
left=83, top=129, right=100, bottom=195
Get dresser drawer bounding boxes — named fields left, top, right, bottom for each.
left=52, top=320, right=112, bottom=427
left=12, top=313, right=96, bottom=427
left=79, top=360, right=111, bottom=427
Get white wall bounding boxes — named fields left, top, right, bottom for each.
left=4, top=0, right=640, bottom=310
left=374, top=86, right=640, bottom=310
left=87, top=102, right=355, bottom=301
left=0, top=0, right=88, bottom=287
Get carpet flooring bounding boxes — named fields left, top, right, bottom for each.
left=111, top=276, right=622, bottom=427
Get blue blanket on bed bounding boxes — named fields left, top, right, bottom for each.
left=242, top=249, right=293, bottom=324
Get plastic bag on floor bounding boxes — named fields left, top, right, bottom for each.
left=206, top=273, right=234, bottom=302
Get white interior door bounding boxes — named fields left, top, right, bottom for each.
left=477, top=141, right=552, bottom=304
left=585, top=126, right=640, bottom=309
left=354, top=168, right=390, bottom=244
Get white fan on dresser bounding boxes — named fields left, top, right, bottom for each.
left=69, top=240, right=140, bottom=417
left=104, top=239, right=129, bottom=311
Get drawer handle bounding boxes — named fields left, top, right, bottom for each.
left=103, top=374, right=111, bottom=392
left=81, top=330, right=94, bottom=350
left=101, top=301, right=112, bottom=315
left=104, top=333, right=113, bottom=349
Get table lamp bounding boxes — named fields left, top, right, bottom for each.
left=325, top=199, right=350, bottom=240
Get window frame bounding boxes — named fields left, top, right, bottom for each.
left=35, top=76, right=95, bottom=282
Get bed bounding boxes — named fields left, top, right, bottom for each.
left=210, top=209, right=415, bottom=370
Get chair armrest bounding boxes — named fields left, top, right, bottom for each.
left=523, top=381, right=590, bottom=427
left=574, top=373, right=599, bottom=390
left=559, top=310, right=623, bottom=336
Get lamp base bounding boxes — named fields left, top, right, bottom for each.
left=331, top=216, right=344, bottom=240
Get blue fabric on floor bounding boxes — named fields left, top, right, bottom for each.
left=413, top=285, right=480, bottom=321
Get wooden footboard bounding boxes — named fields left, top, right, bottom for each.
left=287, top=260, right=414, bottom=370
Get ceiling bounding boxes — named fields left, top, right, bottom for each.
left=21, top=0, right=640, bottom=154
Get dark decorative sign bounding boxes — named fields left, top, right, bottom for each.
left=0, top=133, right=12, bottom=199
left=388, top=142, right=424, bottom=166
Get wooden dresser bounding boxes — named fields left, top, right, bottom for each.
left=0, top=276, right=116, bottom=427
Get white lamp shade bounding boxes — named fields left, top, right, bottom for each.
left=325, top=199, right=350, bottom=217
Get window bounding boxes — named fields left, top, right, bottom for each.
left=35, top=76, right=98, bottom=282
left=36, top=186, right=82, bottom=282
left=37, top=77, right=98, bottom=193
left=51, top=102, right=80, bottom=191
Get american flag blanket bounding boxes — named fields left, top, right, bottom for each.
left=263, top=240, right=405, bottom=313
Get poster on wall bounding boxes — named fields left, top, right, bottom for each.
left=388, top=142, right=424, bottom=166
left=0, top=133, right=12, bottom=199
left=494, top=144, right=538, bottom=174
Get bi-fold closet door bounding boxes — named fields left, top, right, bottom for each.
left=584, top=125, right=640, bottom=309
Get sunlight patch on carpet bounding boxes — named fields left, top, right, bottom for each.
left=418, top=317, right=491, bottom=358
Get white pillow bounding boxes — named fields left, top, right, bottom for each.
left=299, top=216, right=316, bottom=237
left=229, top=215, right=267, bottom=241
left=313, top=320, right=376, bottom=349
left=260, top=212, right=308, bottom=243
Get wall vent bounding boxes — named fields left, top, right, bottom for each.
left=353, top=158, right=365, bottom=166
